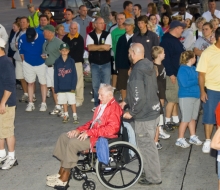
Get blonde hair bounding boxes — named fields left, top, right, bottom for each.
left=210, top=18, right=219, bottom=26
left=172, top=15, right=183, bottom=21
left=195, top=17, right=206, bottom=28
left=180, top=51, right=195, bottom=64
left=147, top=21, right=156, bottom=32
left=55, top=24, right=64, bottom=32
left=152, top=46, right=164, bottom=59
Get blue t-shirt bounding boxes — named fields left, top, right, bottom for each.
left=19, top=32, right=45, bottom=66
left=35, top=26, right=43, bottom=35
left=62, top=22, right=80, bottom=33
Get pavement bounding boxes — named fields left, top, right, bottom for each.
left=0, top=0, right=219, bottom=190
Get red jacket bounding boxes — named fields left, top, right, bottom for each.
left=77, top=98, right=123, bottom=149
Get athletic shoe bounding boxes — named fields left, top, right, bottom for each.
left=26, top=102, right=35, bottom=112
left=76, top=102, right=82, bottom=107
left=1, top=156, right=18, bottom=170
left=46, top=173, right=60, bottom=181
left=156, top=142, right=162, bottom=150
left=189, top=136, right=203, bottom=145
left=47, top=89, right=51, bottom=98
left=19, top=94, right=28, bottom=103
left=164, top=122, right=174, bottom=132
left=175, top=138, right=190, bottom=148
left=73, top=116, right=79, bottom=124
left=159, top=126, right=170, bottom=139
left=46, top=178, right=67, bottom=188
left=91, top=98, right=94, bottom=102
left=138, top=178, right=162, bottom=186
left=202, top=140, right=211, bottom=153
left=0, top=155, right=7, bottom=163
left=33, top=97, right=37, bottom=102
left=49, top=107, right=61, bottom=115
left=39, top=103, right=47, bottom=112
left=62, top=115, right=69, bottom=123
left=57, top=110, right=64, bottom=117
left=91, top=107, right=96, bottom=112
left=172, top=121, right=180, bottom=128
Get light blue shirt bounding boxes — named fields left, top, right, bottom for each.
left=62, top=22, right=80, bottom=33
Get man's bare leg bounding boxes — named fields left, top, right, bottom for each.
left=204, top=124, right=214, bottom=139
left=51, top=88, right=58, bottom=105
left=28, top=83, right=34, bottom=102
left=112, top=74, right=117, bottom=89
left=40, top=84, right=47, bottom=103
left=6, top=136, right=15, bottom=152
left=20, top=79, right=28, bottom=93
left=121, top=89, right=127, bottom=101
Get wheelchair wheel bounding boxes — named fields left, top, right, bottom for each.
left=96, top=141, right=143, bottom=190
left=82, top=179, right=96, bottom=190
left=72, top=169, right=83, bottom=181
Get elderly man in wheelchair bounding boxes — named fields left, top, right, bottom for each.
left=46, top=84, right=143, bottom=190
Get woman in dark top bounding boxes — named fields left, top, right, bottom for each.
left=44, top=9, right=57, bottom=27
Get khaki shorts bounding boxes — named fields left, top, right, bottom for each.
left=15, top=60, right=24, bottom=79
left=0, top=106, right=15, bottom=139
left=46, top=66, right=54, bottom=87
left=166, top=76, right=179, bottom=103
left=57, top=92, right=76, bottom=105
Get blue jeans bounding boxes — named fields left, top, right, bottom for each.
left=91, top=62, right=111, bottom=106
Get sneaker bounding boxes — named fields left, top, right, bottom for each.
left=49, top=107, right=61, bottom=115
left=19, top=94, right=28, bottom=103
left=91, top=107, right=96, bottom=112
left=138, top=178, right=162, bottom=186
left=73, top=116, right=79, bottom=124
left=159, top=126, right=170, bottom=139
left=0, top=155, right=7, bottom=163
left=164, top=122, right=174, bottom=132
left=76, top=102, right=82, bottom=107
left=189, top=135, right=203, bottom=145
left=26, top=102, right=35, bottom=112
left=46, top=178, right=67, bottom=188
left=47, top=89, right=51, bottom=98
left=91, top=98, right=95, bottom=103
left=202, top=140, right=211, bottom=153
left=156, top=142, right=162, bottom=150
left=58, top=110, right=64, bottom=117
left=62, top=115, right=69, bottom=123
left=1, top=156, right=18, bottom=170
left=46, top=173, right=60, bottom=181
left=175, top=138, right=190, bottom=148
left=39, top=103, right=47, bottom=112
left=172, top=121, right=180, bottom=128
left=33, top=97, right=37, bottom=102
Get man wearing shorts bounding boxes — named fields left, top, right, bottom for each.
left=196, top=27, right=220, bottom=153
left=19, top=28, right=47, bottom=112
left=0, top=38, right=17, bottom=170
left=42, top=25, right=63, bottom=114
left=160, top=21, right=185, bottom=129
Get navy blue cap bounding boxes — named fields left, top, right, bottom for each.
left=170, top=20, right=186, bottom=30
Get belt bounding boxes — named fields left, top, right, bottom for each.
left=47, top=65, right=53, bottom=67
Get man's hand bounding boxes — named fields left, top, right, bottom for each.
left=123, top=112, right=132, bottom=119
left=77, top=131, right=88, bottom=141
left=119, top=101, right=127, bottom=109
left=102, top=45, right=111, bottom=51
left=201, top=91, right=208, bottom=103
left=67, top=129, right=80, bottom=138
left=170, top=75, right=176, bottom=84
left=0, top=103, right=6, bottom=115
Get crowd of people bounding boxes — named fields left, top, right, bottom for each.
left=1, top=0, right=220, bottom=189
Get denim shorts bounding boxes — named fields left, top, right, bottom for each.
left=203, top=89, right=220, bottom=124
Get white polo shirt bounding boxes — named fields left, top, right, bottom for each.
left=202, top=10, right=220, bottom=22
left=172, top=12, right=193, bottom=20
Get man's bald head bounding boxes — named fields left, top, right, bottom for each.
left=128, top=43, right=145, bottom=64
left=95, top=17, right=105, bottom=32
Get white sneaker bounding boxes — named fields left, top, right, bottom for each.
left=175, top=138, right=190, bottom=148
left=1, top=156, right=18, bottom=170
left=76, top=102, right=82, bottom=107
left=26, top=102, right=35, bottom=112
left=47, top=90, right=51, bottom=98
left=0, top=155, right=7, bottom=163
left=39, top=103, right=47, bottom=112
left=91, top=98, right=94, bottom=102
left=202, top=140, right=211, bottom=153
left=189, top=135, right=203, bottom=145
left=46, top=178, right=67, bottom=187
left=159, top=126, right=170, bottom=139
left=46, top=173, right=60, bottom=181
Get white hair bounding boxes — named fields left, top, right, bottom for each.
left=70, top=21, right=78, bottom=28
left=99, top=83, right=114, bottom=94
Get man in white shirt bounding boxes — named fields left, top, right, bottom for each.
left=172, top=3, right=193, bottom=20
left=86, top=17, right=112, bottom=112
left=202, top=0, right=220, bottom=22
left=0, top=24, right=8, bottom=43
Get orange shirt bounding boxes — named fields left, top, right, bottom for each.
left=123, top=10, right=133, bottom=18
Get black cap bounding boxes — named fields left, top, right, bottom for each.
left=26, top=28, right=36, bottom=43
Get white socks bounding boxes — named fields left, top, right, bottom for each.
left=172, top=116, right=179, bottom=123
left=73, top=113, right=77, bottom=117
left=165, top=117, right=171, bottom=124
left=56, top=105, right=61, bottom=109
left=64, top=112, right=68, bottom=116
left=24, top=93, right=28, bottom=96
left=0, top=149, right=6, bottom=158
left=8, top=151, right=15, bottom=159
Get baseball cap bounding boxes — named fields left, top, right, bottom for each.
left=43, top=25, right=55, bottom=33
left=60, top=43, right=70, bottom=50
left=169, top=20, right=186, bottom=30
left=27, top=3, right=34, bottom=9
left=0, top=38, right=6, bottom=48
left=26, top=28, right=37, bottom=43
left=124, top=18, right=135, bottom=25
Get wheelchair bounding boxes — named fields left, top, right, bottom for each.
left=55, top=121, right=143, bottom=190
